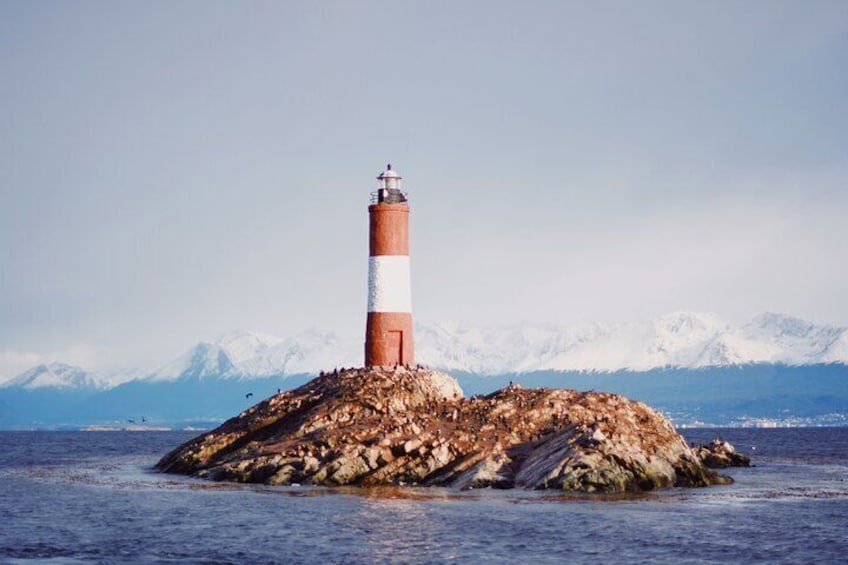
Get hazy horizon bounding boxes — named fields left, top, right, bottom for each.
left=2, top=1, right=847, bottom=379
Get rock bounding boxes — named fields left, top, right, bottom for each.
left=156, top=367, right=732, bottom=493
left=694, top=438, right=752, bottom=468
left=452, top=451, right=515, bottom=489
left=402, top=438, right=422, bottom=454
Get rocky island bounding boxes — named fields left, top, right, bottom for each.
left=157, top=367, right=739, bottom=492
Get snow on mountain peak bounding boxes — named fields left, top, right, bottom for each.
left=5, top=362, right=104, bottom=390
left=746, top=312, right=820, bottom=336
left=214, top=330, right=284, bottom=364
left=144, top=328, right=361, bottom=382
left=8, top=312, right=848, bottom=388
left=733, top=312, right=845, bottom=364
left=416, top=313, right=848, bottom=373
left=654, top=311, right=725, bottom=334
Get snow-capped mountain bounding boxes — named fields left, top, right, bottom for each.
left=4, top=362, right=107, bottom=390
left=3, top=313, right=847, bottom=429
left=419, top=312, right=848, bottom=373
left=5, top=312, right=848, bottom=389
left=144, top=329, right=361, bottom=382
left=115, top=312, right=848, bottom=379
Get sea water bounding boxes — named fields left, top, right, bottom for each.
left=1, top=428, right=846, bottom=564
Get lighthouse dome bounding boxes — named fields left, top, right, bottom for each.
left=377, top=164, right=401, bottom=180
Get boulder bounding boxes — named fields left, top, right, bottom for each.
left=156, top=367, right=732, bottom=493
left=694, top=438, right=752, bottom=468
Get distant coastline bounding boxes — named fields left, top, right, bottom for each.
left=1, top=363, right=846, bottom=430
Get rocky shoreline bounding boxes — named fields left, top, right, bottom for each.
left=157, top=367, right=738, bottom=492
left=695, top=438, right=752, bottom=469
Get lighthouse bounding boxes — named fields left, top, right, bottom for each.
left=365, top=164, right=414, bottom=367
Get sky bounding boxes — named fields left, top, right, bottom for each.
left=1, top=1, right=847, bottom=379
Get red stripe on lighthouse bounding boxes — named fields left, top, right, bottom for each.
left=369, top=204, right=409, bottom=256
left=365, top=312, right=414, bottom=367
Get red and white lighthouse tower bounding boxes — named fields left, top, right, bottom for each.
left=365, top=164, right=414, bottom=367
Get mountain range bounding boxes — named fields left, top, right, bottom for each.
left=2, top=312, right=847, bottom=428
left=4, top=312, right=847, bottom=389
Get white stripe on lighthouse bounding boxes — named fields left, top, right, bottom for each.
left=367, top=255, right=412, bottom=313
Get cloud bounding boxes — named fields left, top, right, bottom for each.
left=0, top=344, right=113, bottom=383
left=0, top=351, right=43, bottom=383
left=0, top=1, right=846, bottom=371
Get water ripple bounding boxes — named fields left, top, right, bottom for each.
left=1, top=429, right=847, bottom=564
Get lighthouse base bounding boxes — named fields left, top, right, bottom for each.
left=365, top=312, right=414, bottom=367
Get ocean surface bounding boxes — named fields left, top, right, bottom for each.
left=1, top=428, right=847, bottom=564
